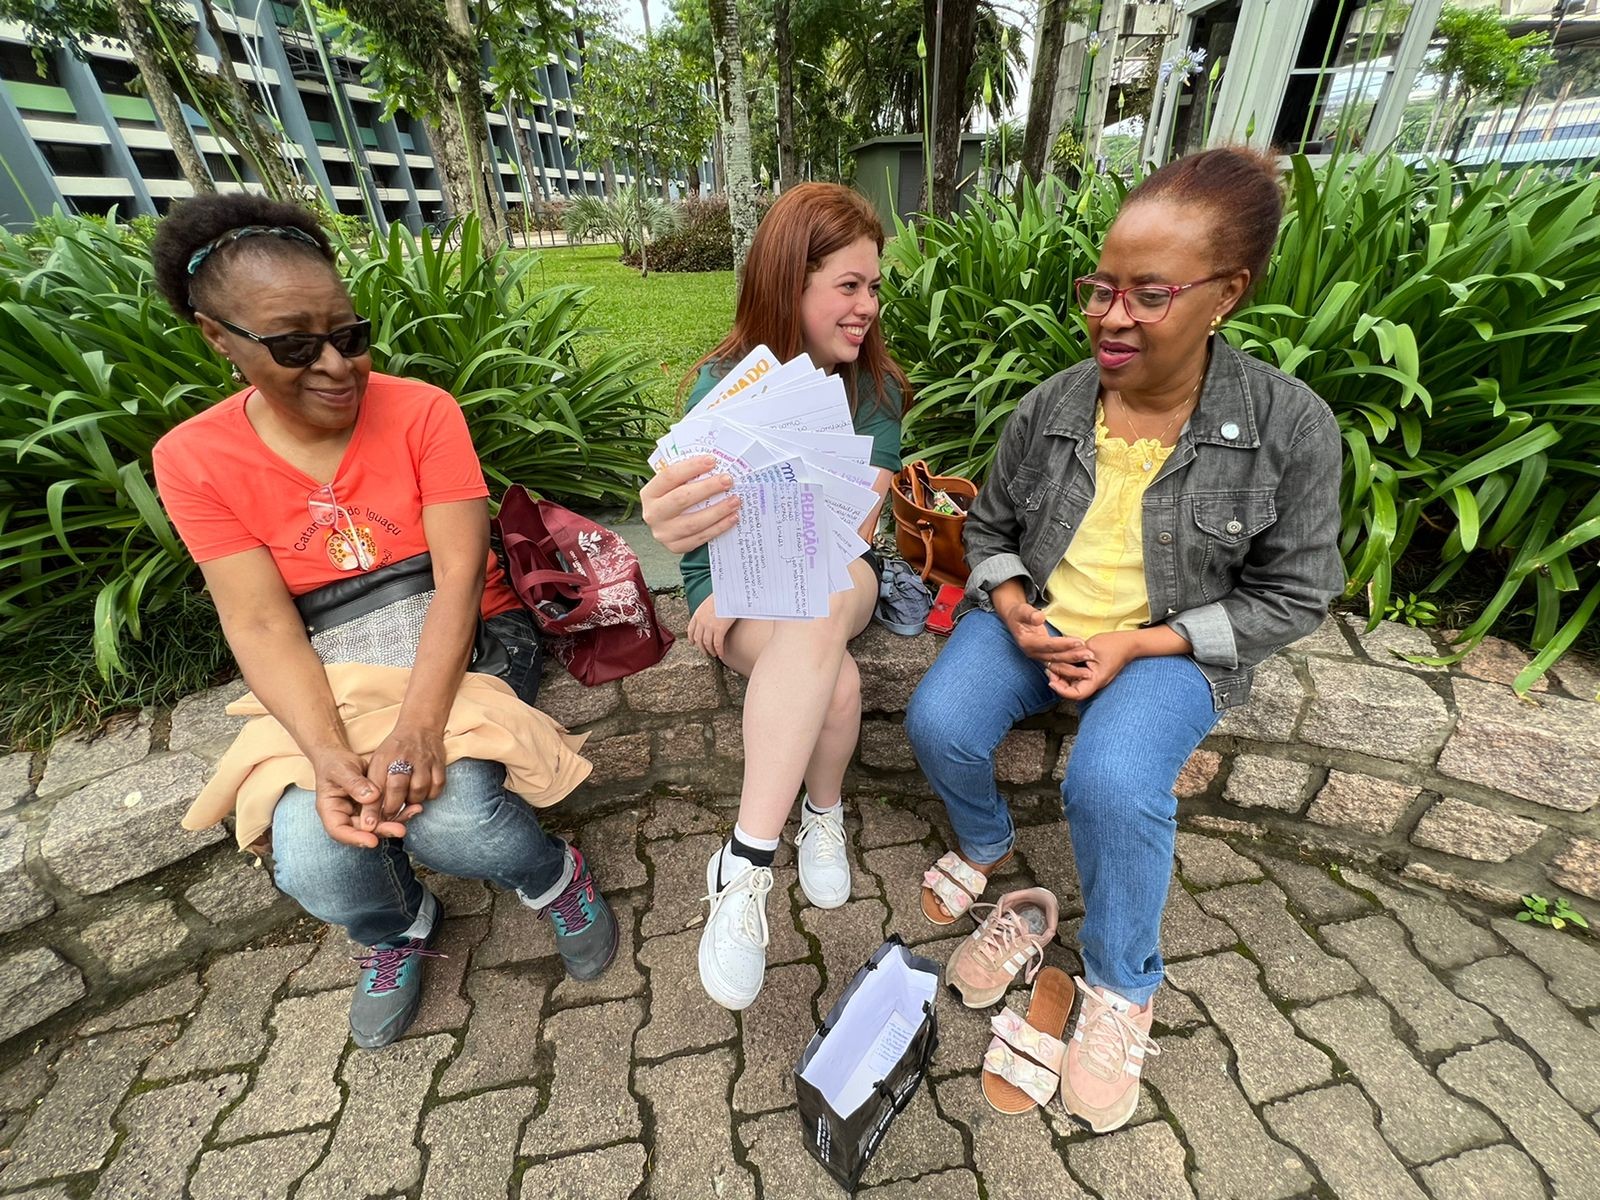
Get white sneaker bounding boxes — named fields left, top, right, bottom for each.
left=796, top=799, right=851, bottom=910
left=698, top=850, right=774, bottom=1010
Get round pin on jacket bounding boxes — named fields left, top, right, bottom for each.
left=1220, top=421, right=1240, bottom=439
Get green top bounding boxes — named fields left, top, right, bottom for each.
left=679, top=361, right=904, bottom=618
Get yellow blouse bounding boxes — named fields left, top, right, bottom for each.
left=1042, top=407, right=1175, bottom=639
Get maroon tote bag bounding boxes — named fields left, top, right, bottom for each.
left=494, top=486, right=674, bottom=686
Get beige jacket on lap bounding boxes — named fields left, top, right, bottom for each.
left=185, top=664, right=591, bottom=852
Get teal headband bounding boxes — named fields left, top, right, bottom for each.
left=186, top=225, right=322, bottom=277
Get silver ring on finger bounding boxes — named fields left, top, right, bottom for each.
left=387, top=759, right=415, bottom=777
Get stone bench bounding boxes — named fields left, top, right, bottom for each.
left=2, top=591, right=1596, bottom=1049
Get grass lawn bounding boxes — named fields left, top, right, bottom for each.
left=520, top=242, right=736, bottom=417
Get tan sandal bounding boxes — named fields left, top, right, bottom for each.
left=944, top=887, right=1060, bottom=1009
left=920, top=850, right=1011, bottom=925
left=982, top=967, right=1075, bottom=1114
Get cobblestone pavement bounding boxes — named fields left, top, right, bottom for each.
left=3, top=790, right=1599, bottom=1199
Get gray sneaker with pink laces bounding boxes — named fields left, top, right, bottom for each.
left=349, top=891, right=446, bottom=1049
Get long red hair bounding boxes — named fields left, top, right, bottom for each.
left=685, top=183, right=910, bottom=415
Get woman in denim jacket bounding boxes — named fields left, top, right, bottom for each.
left=905, top=148, right=1344, bottom=1132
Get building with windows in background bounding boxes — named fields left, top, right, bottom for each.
left=1037, top=0, right=1598, bottom=172
left=1147, top=0, right=1600, bottom=167
left=0, top=0, right=699, bottom=231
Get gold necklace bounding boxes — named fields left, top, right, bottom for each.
left=1115, top=375, right=1204, bottom=472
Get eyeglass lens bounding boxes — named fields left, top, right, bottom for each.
left=1075, top=282, right=1175, bottom=323
left=267, top=322, right=371, bottom=368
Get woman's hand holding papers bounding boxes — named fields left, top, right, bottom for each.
left=640, top=456, right=743, bottom=553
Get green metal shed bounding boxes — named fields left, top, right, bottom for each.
left=848, top=133, right=991, bottom=229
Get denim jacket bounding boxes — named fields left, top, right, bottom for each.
left=964, top=339, right=1345, bottom=710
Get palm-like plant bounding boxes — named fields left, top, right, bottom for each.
left=561, top=186, right=680, bottom=265
left=826, top=0, right=1025, bottom=136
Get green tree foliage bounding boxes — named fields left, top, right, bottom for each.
left=827, top=0, right=1024, bottom=137
left=577, top=30, right=717, bottom=204
left=562, top=185, right=680, bottom=264
left=314, top=0, right=571, bottom=249
left=313, top=0, right=495, bottom=243
left=1428, top=5, right=1553, bottom=150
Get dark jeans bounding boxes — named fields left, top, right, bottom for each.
left=272, top=606, right=570, bottom=946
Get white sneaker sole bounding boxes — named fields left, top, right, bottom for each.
left=698, top=853, right=764, bottom=1011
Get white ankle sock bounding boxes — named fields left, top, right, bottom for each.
left=803, top=795, right=841, bottom=816
left=732, top=824, right=780, bottom=854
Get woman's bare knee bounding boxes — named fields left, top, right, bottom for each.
left=826, top=655, right=862, bottom=724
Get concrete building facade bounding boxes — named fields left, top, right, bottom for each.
left=0, top=0, right=681, bottom=230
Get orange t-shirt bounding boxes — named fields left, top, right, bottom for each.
left=153, top=372, right=521, bottom=618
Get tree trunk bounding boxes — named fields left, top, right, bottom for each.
left=429, top=105, right=474, bottom=221
left=774, top=0, right=798, bottom=190
left=511, top=98, right=546, bottom=244
left=921, top=0, right=979, bottom=217
left=635, top=154, right=651, bottom=276
left=1423, top=76, right=1452, bottom=152
left=1020, top=0, right=1068, bottom=181
left=442, top=0, right=506, bottom=252
left=687, top=159, right=702, bottom=195
left=111, top=0, right=214, bottom=196
left=1447, top=91, right=1475, bottom=157
left=604, top=157, right=619, bottom=196
left=709, top=76, right=727, bottom=192
left=708, top=0, right=758, bottom=280
left=196, top=0, right=299, bottom=199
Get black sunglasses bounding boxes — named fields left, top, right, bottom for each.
left=207, top=315, right=372, bottom=368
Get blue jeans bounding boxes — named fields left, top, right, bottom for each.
left=905, top=609, right=1219, bottom=1005
left=272, top=609, right=572, bottom=947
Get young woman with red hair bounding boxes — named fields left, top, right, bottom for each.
left=640, top=183, right=908, bottom=1009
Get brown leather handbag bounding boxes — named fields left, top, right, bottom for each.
left=891, top=459, right=977, bottom=587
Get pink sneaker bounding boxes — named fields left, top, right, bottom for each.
left=944, top=888, right=1059, bottom=1009
left=1059, top=980, right=1160, bottom=1133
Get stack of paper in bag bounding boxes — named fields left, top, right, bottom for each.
left=650, top=346, right=882, bottom=620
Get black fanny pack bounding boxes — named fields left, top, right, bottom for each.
left=293, top=552, right=510, bottom=678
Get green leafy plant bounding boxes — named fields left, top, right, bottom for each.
left=561, top=187, right=680, bottom=265
left=1519, top=893, right=1590, bottom=932
left=340, top=218, right=657, bottom=497
left=0, top=214, right=223, bottom=681
left=0, top=211, right=655, bottom=697
left=882, top=155, right=1600, bottom=690
left=618, top=196, right=774, bottom=274
left=1383, top=593, right=1440, bottom=627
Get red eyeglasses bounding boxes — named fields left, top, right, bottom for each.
left=1074, top=273, right=1231, bottom=324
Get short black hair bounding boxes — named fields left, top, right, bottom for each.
left=151, top=193, right=337, bottom=323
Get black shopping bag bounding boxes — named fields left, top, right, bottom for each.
left=793, top=936, right=940, bottom=1191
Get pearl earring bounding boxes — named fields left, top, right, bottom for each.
left=1210, top=315, right=1223, bottom=332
